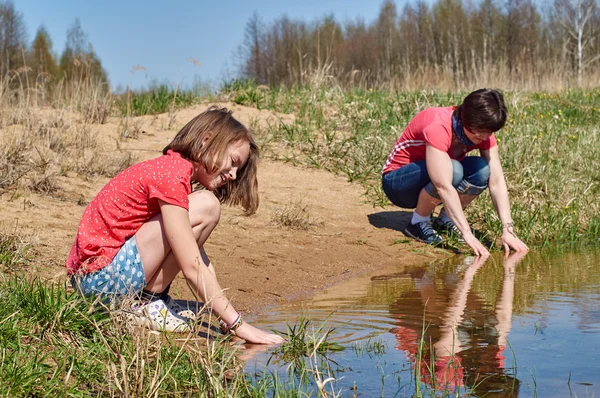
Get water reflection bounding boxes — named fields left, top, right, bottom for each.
left=389, top=252, right=525, bottom=396
left=246, top=249, right=600, bottom=397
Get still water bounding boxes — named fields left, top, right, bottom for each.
left=245, top=248, right=600, bottom=397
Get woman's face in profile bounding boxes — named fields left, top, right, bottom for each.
left=464, top=127, right=493, bottom=145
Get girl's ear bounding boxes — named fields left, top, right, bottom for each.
left=201, top=133, right=212, bottom=147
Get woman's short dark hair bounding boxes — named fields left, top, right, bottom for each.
left=459, top=89, right=507, bottom=133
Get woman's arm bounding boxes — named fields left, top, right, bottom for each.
left=427, top=146, right=489, bottom=256
left=481, top=147, right=529, bottom=254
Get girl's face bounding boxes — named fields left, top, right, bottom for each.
left=194, top=139, right=250, bottom=191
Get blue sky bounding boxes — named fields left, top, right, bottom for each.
left=16, top=0, right=393, bottom=91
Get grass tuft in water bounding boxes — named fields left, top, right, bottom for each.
left=352, top=338, right=387, bottom=357
left=270, top=316, right=344, bottom=365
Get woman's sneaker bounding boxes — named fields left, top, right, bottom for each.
left=404, top=219, right=443, bottom=245
left=433, top=218, right=465, bottom=243
left=129, top=298, right=193, bottom=333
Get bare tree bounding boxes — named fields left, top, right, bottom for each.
left=374, top=0, right=398, bottom=80
left=504, top=0, right=542, bottom=82
left=316, top=16, right=342, bottom=61
left=0, top=0, right=27, bottom=79
left=432, top=0, right=469, bottom=84
left=241, top=12, right=266, bottom=83
left=237, top=0, right=600, bottom=89
left=342, top=18, right=377, bottom=73
left=553, top=0, right=600, bottom=84
left=398, top=1, right=435, bottom=74
left=472, top=0, right=503, bottom=78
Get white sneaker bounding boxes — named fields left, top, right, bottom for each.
left=129, top=299, right=192, bottom=333
left=163, top=295, right=205, bottom=321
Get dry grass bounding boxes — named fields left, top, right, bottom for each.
left=362, top=63, right=599, bottom=93
left=0, top=228, right=35, bottom=270
left=0, top=75, right=137, bottom=197
left=271, top=200, right=324, bottom=230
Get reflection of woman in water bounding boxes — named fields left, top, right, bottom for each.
left=389, top=252, right=526, bottom=395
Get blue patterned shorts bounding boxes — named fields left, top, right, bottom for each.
left=71, top=236, right=147, bottom=300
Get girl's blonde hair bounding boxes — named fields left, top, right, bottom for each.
left=163, top=106, right=259, bottom=214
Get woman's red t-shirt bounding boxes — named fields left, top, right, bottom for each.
left=382, top=107, right=497, bottom=174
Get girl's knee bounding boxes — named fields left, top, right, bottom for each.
left=189, top=190, right=221, bottom=226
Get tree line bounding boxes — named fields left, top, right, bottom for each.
left=240, top=0, right=600, bottom=90
left=0, top=0, right=107, bottom=98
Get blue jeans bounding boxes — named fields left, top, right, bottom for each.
left=381, top=156, right=490, bottom=209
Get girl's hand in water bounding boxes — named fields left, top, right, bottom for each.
left=234, top=322, right=285, bottom=345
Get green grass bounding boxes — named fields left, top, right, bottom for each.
left=0, top=276, right=253, bottom=395
left=0, top=270, right=250, bottom=396
left=222, top=80, right=600, bottom=247
left=116, top=84, right=202, bottom=116
left=0, top=275, right=347, bottom=396
left=270, top=316, right=344, bottom=364
left=352, top=338, right=386, bottom=357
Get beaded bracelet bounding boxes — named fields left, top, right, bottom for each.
left=502, top=222, right=514, bottom=230
left=502, top=221, right=517, bottom=237
left=220, top=312, right=243, bottom=334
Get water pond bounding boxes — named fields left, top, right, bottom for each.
left=244, top=248, right=600, bottom=397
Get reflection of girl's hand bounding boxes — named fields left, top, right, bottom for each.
left=234, top=342, right=271, bottom=362
left=503, top=251, right=528, bottom=276
left=471, top=253, right=489, bottom=269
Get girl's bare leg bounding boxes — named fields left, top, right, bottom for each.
left=135, top=190, right=221, bottom=292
